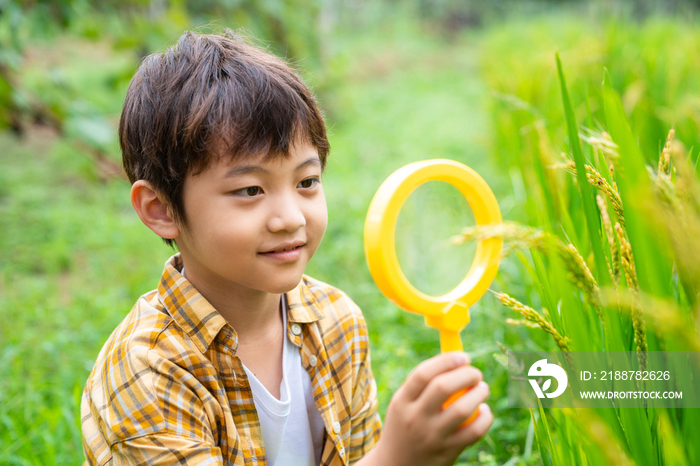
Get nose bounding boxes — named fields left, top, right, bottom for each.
left=267, top=192, right=306, bottom=233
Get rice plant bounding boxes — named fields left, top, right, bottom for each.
left=462, top=55, right=700, bottom=465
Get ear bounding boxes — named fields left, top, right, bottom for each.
left=130, top=180, right=181, bottom=240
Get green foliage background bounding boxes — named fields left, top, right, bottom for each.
left=2, top=1, right=700, bottom=465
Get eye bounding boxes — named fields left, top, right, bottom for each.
left=232, top=186, right=263, bottom=197
left=298, top=177, right=320, bottom=189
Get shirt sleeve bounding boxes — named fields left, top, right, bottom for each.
left=82, top=342, right=228, bottom=466
left=112, top=433, right=223, bottom=466
left=348, top=310, right=383, bottom=464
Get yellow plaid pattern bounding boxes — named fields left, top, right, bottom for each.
left=81, top=254, right=382, bottom=465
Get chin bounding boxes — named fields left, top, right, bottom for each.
left=264, top=276, right=305, bottom=294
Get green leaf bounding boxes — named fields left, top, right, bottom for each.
left=529, top=130, right=558, bottom=229
left=601, top=70, right=674, bottom=300
left=658, top=411, right=690, bottom=465
left=532, top=406, right=555, bottom=466
left=618, top=407, right=656, bottom=466
left=556, top=52, right=610, bottom=290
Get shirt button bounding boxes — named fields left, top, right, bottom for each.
left=309, top=355, right=318, bottom=367
left=333, top=421, right=341, bottom=434
left=291, top=323, right=302, bottom=336
left=339, top=446, right=345, bottom=457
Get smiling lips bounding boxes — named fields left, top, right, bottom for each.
left=259, top=242, right=305, bottom=261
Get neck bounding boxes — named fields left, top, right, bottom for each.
left=180, top=260, right=282, bottom=342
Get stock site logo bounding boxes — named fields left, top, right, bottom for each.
left=528, top=359, right=568, bottom=399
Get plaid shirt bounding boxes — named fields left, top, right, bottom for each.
left=81, top=254, right=382, bottom=465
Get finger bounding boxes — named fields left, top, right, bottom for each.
left=437, top=381, right=490, bottom=433
left=418, top=365, right=483, bottom=415
left=399, top=352, right=471, bottom=402
left=446, top=403, right=493, bottom=448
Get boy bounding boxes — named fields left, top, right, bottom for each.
left=81, top=30, right=492, bottom=466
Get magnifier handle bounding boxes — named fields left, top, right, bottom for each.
left=440, top=330, right=463, bottom=353
left=440, top=330, right=480, bottom=428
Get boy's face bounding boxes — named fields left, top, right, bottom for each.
left=174, top=141, right=327, bottom=296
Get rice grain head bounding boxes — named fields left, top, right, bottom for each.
left=453, top=223, right=604, bottom=327
left=580, top=129, right=620, bottom=163
left=658, top=128, right=675, bottom=175
left=492, top=290, right=572, bottom=352
left=614, top=222, right=647, bottom=369
left=557, top=242, right=604, bottom=326
left=597, top=194, right=620, bottom=286
left=558, top=160, right=626, bottom=229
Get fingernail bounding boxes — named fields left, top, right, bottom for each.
left=479, top=381, right=490, bottom=393
left=453, top=352, right=469, bottom=366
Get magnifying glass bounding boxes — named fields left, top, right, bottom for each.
left=364, top=159, right=502, bottom=425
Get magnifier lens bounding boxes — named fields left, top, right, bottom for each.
left=395, top=180, right=477, bottom=297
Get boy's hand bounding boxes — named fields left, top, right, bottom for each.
left=373, top=352, right=492, bottom=466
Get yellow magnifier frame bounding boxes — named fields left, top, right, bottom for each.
left=364, top=159, right=503, bottom=353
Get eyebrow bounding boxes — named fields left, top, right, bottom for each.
left=222, top=156, right=321, bottom=179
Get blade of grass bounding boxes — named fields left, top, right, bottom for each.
left=659, top=411, right=690, bottom=465
left=550, top=253, right=596, bottom=350
left=527, top=250, right=563, bottom=332
left=530, top=130, right=559, bottom=229
left=601, top=70, right=673, bottom=301
left=532, top=404, right=556, bottom=466
left=618, top=407, right=656, bottom=466
left=556, top=52, right=610, bottom=289
left=680, top=403, right=700, bottom=464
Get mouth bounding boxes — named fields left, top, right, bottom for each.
left=259, top=241, right=306, bottom=260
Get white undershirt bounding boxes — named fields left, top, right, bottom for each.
left=181, top=267, right=325, bottom=465
left=241, top=294, right=325, bottom=466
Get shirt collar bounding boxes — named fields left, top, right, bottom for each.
left=286, top=276, right=325, bottom=324
left=157, top=254, right=325, bottom=353
left=157, top=254, right=229, bottom=354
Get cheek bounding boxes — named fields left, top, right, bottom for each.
left=309, top=196, right=328, bottom=239
left=186, top=203, right=256, bottom=252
